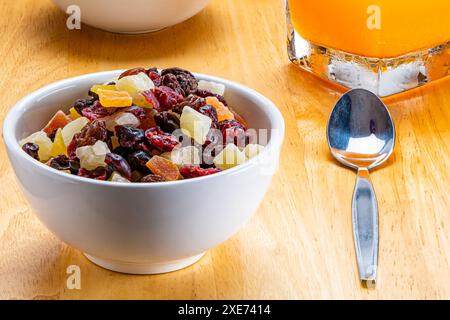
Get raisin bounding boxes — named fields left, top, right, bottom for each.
left=179, top=165, right=221, bottom=179
left=161, top=67, right=198, bottom=96
left=73, top=98, right=96, bottom=115
left=140, top=174, right=166, bottom=183
left=127, top=150, right=152, bottom=174
left=112, top=146, right=133, bottom=159
left=105, top=153, right=132, bottom=179
left=49, top=155, right=80, bottom=174
left=78, top=167, right=111, bottom=180
left=145, top=127, right=181, bottom=152
left=154, top=111, right=180, bottom=133
left=22, top=143, right=39, bottom=160
left=118, top=67, right=147, bottom=79
left=152, top=86, right=184, bottom=112
left=196, top=89, right=228, bottom=106
left=115, top=125, right=145, bottom=148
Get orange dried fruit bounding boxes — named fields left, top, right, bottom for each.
left=42, top=110, right=71, bottom=135
left=97, top=89, right=132, bottom=108
left=145, top=155, right=180, bottom=181
left=205, top=96, right=234, bottom=122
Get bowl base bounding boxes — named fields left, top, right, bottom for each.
left=84, top=252, right=205, bottom=274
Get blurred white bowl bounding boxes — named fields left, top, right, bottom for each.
left=3, top=70, right=285, bottom=274
left=51, top=0, right=210, bottom=33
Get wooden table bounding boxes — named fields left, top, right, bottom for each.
left=1, top=0, right=449, bottom=300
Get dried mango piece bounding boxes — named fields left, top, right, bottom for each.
left=145, top=155, right=180, bottom=181
left=90, top=84, right=117, bottom=95
left=42, top=110, right=72, bottom=135
left=69, top=107, right=81, bottom=120
left=97, top=89, right=132, bottom=108
left=205, top=97, right=234, bottom=122
left=50, top=128, right=68, bottom=157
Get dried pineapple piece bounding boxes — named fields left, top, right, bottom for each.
left=61, top=117, right=89, bottom=146
left=50, top=128, right=67, bottom=157
left=97, top=89, right=132, bottom=108
left=180, top=106, right=212, bottom=144
left=243, top=144, right=265, bottom=159
left=19, top=131, right=53, bottom=161
left=75, top=140, right=110, bottom=170
left=213, top=144, right=246, bottom=170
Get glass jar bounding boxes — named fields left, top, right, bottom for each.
left=286, top=0, right=450, bottom=96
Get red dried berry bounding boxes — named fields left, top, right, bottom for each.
left=118, top=67, right=147, bottom=79
left=105, top=153, right=132, bottom=179
left=179, top=165, right=221, bottom=179
left=49, top=155, right=80, bottom=174
left=78, top=167, right=111, bottom=180
left=127, top=150, right=152, bottom=174
left=198, top=105, right=219, bottom=128
left=141, top=89, right=160, bottom=110
left=152, top=86, right=184, bottom=112
left=145, top=127, right=181, bottom=152
left=147, top=69, right=161, bottom=86
left=219, top=119, right=246, bottom=145
left=81, top=100, right=116, bottom=121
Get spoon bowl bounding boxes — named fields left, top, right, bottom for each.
left=327, top=88, right=395, bottom=287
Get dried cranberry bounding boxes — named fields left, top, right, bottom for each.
left=115, top=125, right=145, bottom=148
left=172, top=94, right=206, bottom=114
left=219, top=120, right=246, bottom=145
left=81, top=100, right=116, bottom=121
left=196, top=89, right=228, bottom=106
left=147, top=68, right=161, bottom=86
left=198, top=105, right=219, bottom=128
left=49, top=155, right=80, bottom=174
left=105, top=153, right=132, bottom=179
left=112, top=146, right=133, bottom=159
left=161, top=67, right=198, bottom=96
left=179, top=165, right=221, bottom=179
left=140, top=174, right=166, bottom=183
left=154, top=111, right=180, bottom=133
left=145, top=127, right=181, bottom=152
left=152, top=86, right=184, bottom=112
left=22, top=143, right=39, bottom=160
left=67, top=120, right=110, bottom=158
left=78, top=167, right=111, bottom=180
left=141, top=89, right=160, bottom=110
left=118, top=67, right=147, bottom=79
left=127, top=150, right=152, bottom=174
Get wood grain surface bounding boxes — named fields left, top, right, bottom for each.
left=0, top=0, right=449, bottom=299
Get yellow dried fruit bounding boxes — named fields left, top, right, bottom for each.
left=97, top=89, right=132, bottom=108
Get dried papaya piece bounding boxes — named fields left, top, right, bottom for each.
left=206, top=96, right=234, bottom=122
left=145, top=155, right=180, bottom=181
left=97, top=89, right=132, bottom=108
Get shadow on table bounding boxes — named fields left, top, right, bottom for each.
left=22, top=4, right=223, bottom=64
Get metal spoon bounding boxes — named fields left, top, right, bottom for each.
left=327, top=88, right=395, bottom=287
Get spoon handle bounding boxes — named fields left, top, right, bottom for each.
left=352, top=168, right=378, bottom=287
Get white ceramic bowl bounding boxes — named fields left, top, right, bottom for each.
left=3, top=70, right=284, bottom=274
left=52, top=0, right=210, bottom=33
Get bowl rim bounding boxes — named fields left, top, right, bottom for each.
left=3, top=70, right=285, bottom=188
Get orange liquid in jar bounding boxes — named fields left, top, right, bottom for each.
left=289, top=0, right=450, bottom=58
